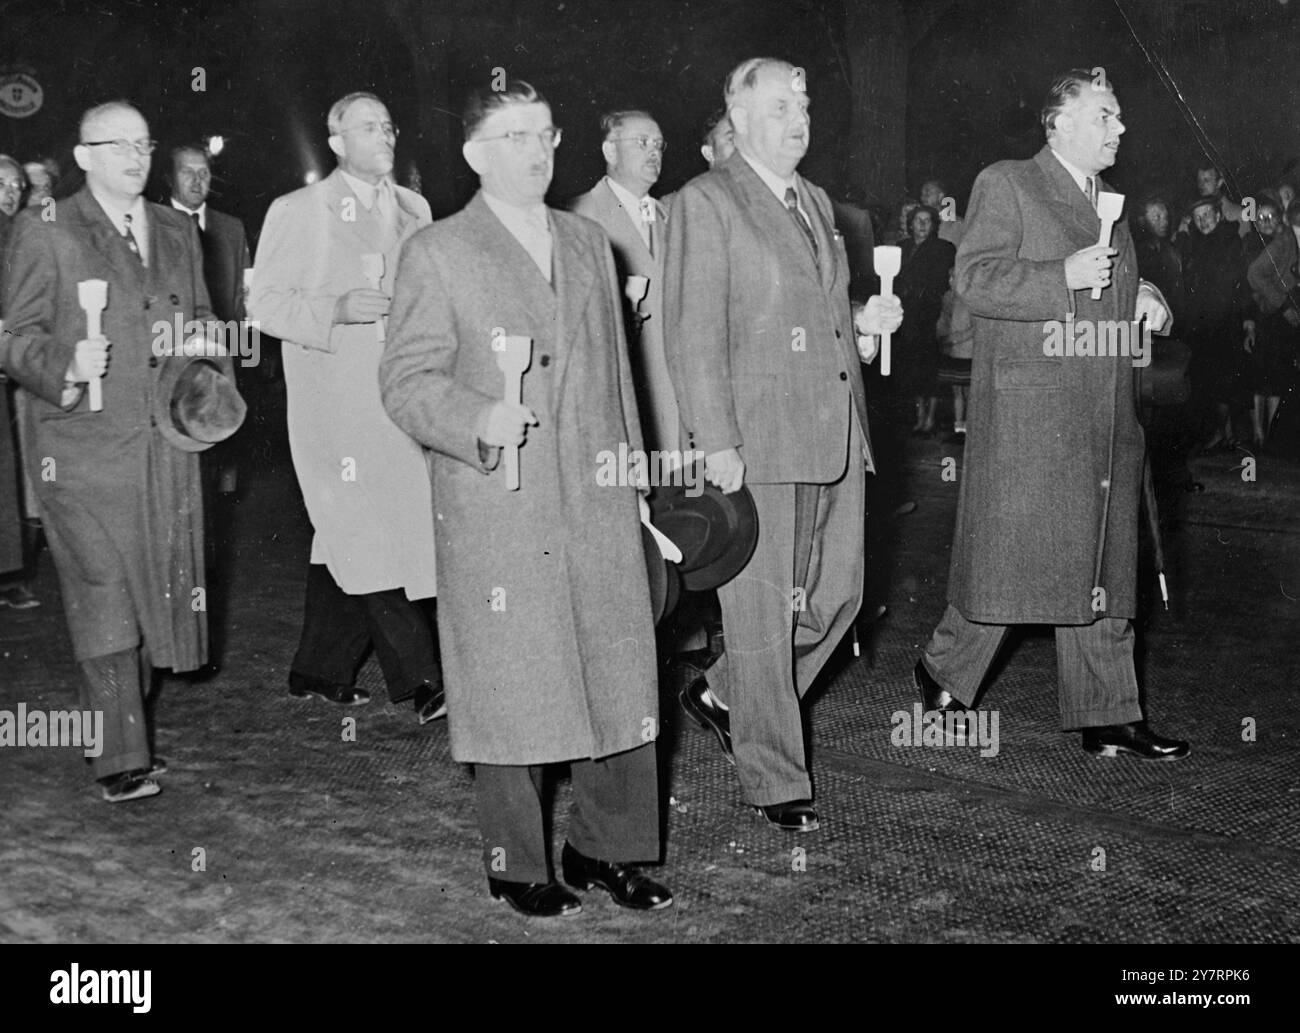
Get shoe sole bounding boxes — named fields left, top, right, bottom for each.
left=288, top=688, right=370, bottom=706
left=679, top=686, right=736, bottom=766
left=416, top=705, right=448, bottom=725
left=753, top=808, right=821, bottom=833
left=563, top=876, right=674, bottom=911
left=491, top=893, right=583, bottom=918
left=1084, top=744, right=1190, bottom=762
left=102, top=782, right=161, bottom=803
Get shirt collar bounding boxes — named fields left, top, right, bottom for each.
left=91, top=190, right=146, bottom=237
left=339, top=169, right=393, bottom=210
left=605, top=175, right=649, bottom=214
left=740, top=151, right=799, bottom=205
left=1050, top=149, right=1094, bottom=196
left=171, top=198, right=206, bottom=229
left=482, top=190, right=549, bottom=234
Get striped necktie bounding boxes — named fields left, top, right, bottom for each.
left=123, top=212, right=145, bottom=265
left=1085, top=176, right=1097, bottom=211
left=785, top=186, right=818, bottom=258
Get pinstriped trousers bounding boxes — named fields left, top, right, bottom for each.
left=921, top=604, right=1144, bottom=729
left=709, top=412, right=867, bottom=806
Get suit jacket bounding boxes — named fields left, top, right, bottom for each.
left=380, top=192, right=658, bottom=766
left=663, top=150, right=873, bottom=484
left=198, top=206, right=250, bottom=325
left=0, top=188, right=223, bottom=667
left=569, top=179, right=678, bottom=452
left=947, top=145, right=1144, bottom=624
left=249, top=168, right=437, bottom=598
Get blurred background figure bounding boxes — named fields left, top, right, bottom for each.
left=935, top=267, right=972, bottom=445
left=896, top=203, right=954, bottom=436
left=22, top=158, right=58, bottom=208
left=1244, top=199, right=1300, bottom=450
left=920, top=176, right=964, bottom=248
left=699, top=109, right=735, bottom=170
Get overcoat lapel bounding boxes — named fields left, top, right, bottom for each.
left=550, top=213, right=596, bottom=412
left=73, top=190, right=146, bottom=292
left=726, top=154, right=822, bottom=287
left=1034, top=146, right=1100, bottom=243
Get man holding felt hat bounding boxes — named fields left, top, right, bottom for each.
left=1, top=101, right=244, bottom=803
left=664, top=58, right=902, bottom=831
left=382, top=79, right=672, bottom=918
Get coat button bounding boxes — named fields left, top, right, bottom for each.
left=835, top=329, right=842, bottom=338
left=143, top=298, right=151, bottom=310
left=839, top=371, right=848, bottom=381
left=170, top=294, right=180, bottom=305
left=539, top=354, right=551, bottom=367
left=149, top=357, right=158, bottom=368
left=150, top=415, right=157, bottom=427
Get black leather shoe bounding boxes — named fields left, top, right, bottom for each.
left=914, top=659, right=971, bottom=743
left=488, top=878, right=583, bottom=917
left=679, top=676, right=734, bottom=765
left=1082, top=721, right=1190, bottom=761
left=413, top=681, right=447, bottom=724
left=288, top=671, right=370, bottom=706
left=99, top=772, right=161, bottom=803
left=754, top=799, right=820, bottom=833
left=560, top=842, right=673, bottom=911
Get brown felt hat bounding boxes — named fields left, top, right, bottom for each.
left=154, top=357, right=246, bottom=453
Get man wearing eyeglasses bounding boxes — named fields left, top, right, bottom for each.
left=249, top=91, right=444, bottom=726
left=664, top=58, right=902, bottom=832
left=1, top=101, right=240, bottom=802
left=570, top=110, right=677, bottom=455
left=382, top=79, right=672, bottom=919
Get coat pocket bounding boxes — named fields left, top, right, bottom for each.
left=994, top=360, right=1061, bottom=391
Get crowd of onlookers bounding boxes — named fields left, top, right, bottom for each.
left=844, top=163, right=1299, bottom=470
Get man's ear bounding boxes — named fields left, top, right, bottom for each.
left=73, top=144, right=92, bottom=174
left=462, top=140, right=487, bottom=176
left=729, top=105, right=748, bottom=138
left=600, top=140, right=617, bottom=167
left=327, top=134, right=346, bottom=161
left=701, top=144, right=714, bottom=167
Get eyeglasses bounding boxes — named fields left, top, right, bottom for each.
left=339, top=121, right=400, bottom=139
left=476, top=127, right=563, bottom=151
left=609, top=135, right=667, bottom=154
left=82, top=138, right=157, bottom=156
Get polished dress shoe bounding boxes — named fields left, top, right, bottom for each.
left=99, top=771, right=161, bottom=803
left=754, top=799, right=820, bottom=833
left=560, top=842, right=673, bottom=911
left=488, top=877, right=583, bottom=917
left=679, top=676, right=734, bottom=765
left=914, top=659, right=971, bottom=743
left=287, top=671, right=370, bottom=706
left=413, top=681, right=447, bottom=724
left=1082, top=721, right=1189, bottom=761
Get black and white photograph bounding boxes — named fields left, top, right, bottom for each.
left=0, top=0, right=1295, bottom=981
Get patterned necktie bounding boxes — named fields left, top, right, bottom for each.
left=638, top=196, right=655, bottom=256
left=123, top=212, right=145, bottom=265
left=785, top=186, right=818, bottom=258
left=1085, top=176, right=1097, bottom=211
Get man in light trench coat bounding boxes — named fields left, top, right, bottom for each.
left=250, top=91, right=444, bottom=724
left=914, top=69, right=1189, bottom=761
left=381, top=80, right=673, bottom=919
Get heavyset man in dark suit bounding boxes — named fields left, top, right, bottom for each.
left=914, top=70, right=1188, bottom=761
left=665, top=57, right=901, bottom=831
left=1, top=101, right=241, bottom=801
left=382, top=80, right=672, bottom=918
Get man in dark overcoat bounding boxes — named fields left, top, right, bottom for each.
left=914, top=70, right=1188, bottom=761
left=381, top=80, right=672, bottom=918
left=1, top=102, right=235, bottom=801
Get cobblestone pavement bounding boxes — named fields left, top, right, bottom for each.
left=2, top=385, right=1297, bottom=943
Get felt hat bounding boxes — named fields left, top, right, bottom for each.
left=154, top=356, right=246, bottom=453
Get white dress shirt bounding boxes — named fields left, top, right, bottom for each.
left=483, top=191, right=552, bottom=283
left=171, top=198, right=206, bottom=231
left=741, top=152, right=812, bottom=226
left=605, top=175, right=653, bottom=251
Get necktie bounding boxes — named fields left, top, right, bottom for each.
left=1085, top=176, right=1097, bottom=211
left=123, top=213, right=144, bottom=265
left=785, top=186, right=818, bottom=258
left=190, top=211, right=203, bottom=237
left=638, top=197, right=655, bottom=255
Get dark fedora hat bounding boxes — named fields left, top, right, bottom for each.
left=154, top=356, right=247, bottom=453
left=642, top=523, right=682, bottom=625
left=648, top=460, right=759, bottom=592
